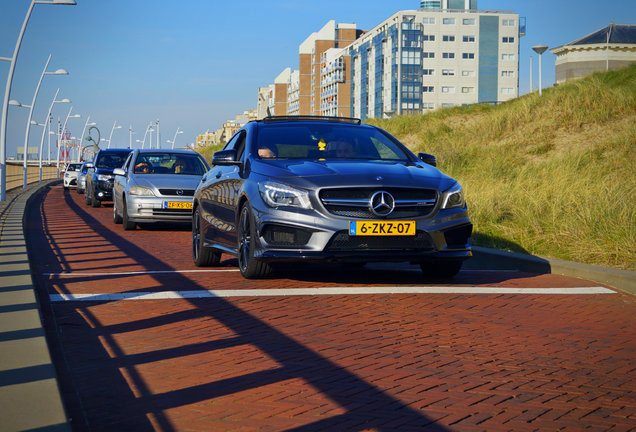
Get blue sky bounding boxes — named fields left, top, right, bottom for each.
left=1, top=0, right=634, bottom=157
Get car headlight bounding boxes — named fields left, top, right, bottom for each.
left=259, top=181, right=311, bottom=209
left=441, top=183, right=465, bottom=209
left=130, top=186, right=155, bottom=196
left=97, top=174, right=113, bottom=181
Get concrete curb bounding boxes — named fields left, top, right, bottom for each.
left=0, top=180, right=70, bottom=432
left=471, top=246, right=636, bottom=296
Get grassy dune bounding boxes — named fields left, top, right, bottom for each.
left=367, top=65, right=636, bottom=270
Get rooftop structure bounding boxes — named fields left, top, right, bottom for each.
left=550, top=23, right=636, bottom=83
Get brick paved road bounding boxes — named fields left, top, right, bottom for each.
left=26, top=185, right=636, bottom=431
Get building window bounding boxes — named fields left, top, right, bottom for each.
left=443, top=18, right=456, bottom=25
left=462, top=18, right=476, bottom=25
left=503, top=37, right=515, bottom=43
left=423, top=102, right=435, bottom=110
left=422, top=17, right=435, bottom=24
left=423, top=86, right=434, bottom=92
left=501, top=53, right=515, bottom=60
left=442, top=35, right=455, bottom=42
left=401, top=50, right=422, bottom=64
left=442, top=69, right=455, bottom=76
left=422, top=52, right=435, bottom=58
left=502, top=19, right=515, bottom=26
left=461, top=87, right=475, bottom=93
left=442, top=103, right=455, bottom=107
left=423, top=69, right=435, bottom=75
left=501, top=88, right=514, bottom=94
left=462, top=53, right=475, bottom=59
left=501, top=70, right=514, bottom=77
left=462, top=70, right=475, bottom=77
left=462, top=35, right=475, bottom=42
left=442, top=52, right=455, bottom=59
left=423, top=34, right=436, bottom=41
left=442, top=86, right=455, bottom=93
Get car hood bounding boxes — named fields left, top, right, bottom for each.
left=251, top=159, right=456, bottom=190
left=130, top=174, right=202, bottom=190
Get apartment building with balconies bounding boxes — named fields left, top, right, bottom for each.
left=345, top=4, right=523, bottom=120
left=298, top=20, right=363, bottom=116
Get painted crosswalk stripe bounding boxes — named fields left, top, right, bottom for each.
left=49, top=286, right=615, bottom=302
left=44, top=269, right=239, bottom=277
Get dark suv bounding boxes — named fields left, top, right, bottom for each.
left=84, top=148, right=132, bottom=207
left=192, top=116, right=472, bottom=279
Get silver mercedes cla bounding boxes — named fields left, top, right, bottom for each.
left=113, top=149, right=209, bottom=230
left=192, top=116, right=472, bottom=279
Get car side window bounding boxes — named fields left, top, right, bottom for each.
left=234, top=132, right=246, bottom=161
left=224, top=133, right=239, bottom=151
left=123, top=153, right=133, bottom=172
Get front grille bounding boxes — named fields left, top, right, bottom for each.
left=325, top=230, right=434, bottom=251
left=319, top=187, right=438, bottom=219
left=158, top=189, right=195, bottom=197
left=262, top=224, right=312, bottom=247
left=444, top=224, right=473, bottom=249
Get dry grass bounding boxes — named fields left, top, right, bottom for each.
left=367, top=65, right=636, bottom=270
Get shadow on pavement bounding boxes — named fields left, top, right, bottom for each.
left=26, top=185, right=450, bottom=431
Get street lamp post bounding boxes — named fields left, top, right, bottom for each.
left=57, top=107, right=80, bottom=178
left=108, top=121, right=122, bottom=148
left=77, top=117, right=95, bottom=162
left=38, top=89, right=70, bottom=181
left=0, top=0, right=77, bottom=201
left=170, top=127, right=183, bottom=149
left=532, top=45, right=548, bottom=96
left=128, top=125, right=134, bottom=149
left=21, top=54, right=68, bottom=188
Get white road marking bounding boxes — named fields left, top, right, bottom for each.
left=44, top=269, right=239, bottom=277
left=49, top=286, right=615, bottom=302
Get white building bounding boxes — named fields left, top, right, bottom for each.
left=334, top=5, right=522, bottom=120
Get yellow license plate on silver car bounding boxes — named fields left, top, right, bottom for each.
left=164, top=201, right=192, bottom=210
left=349, top=220, right=416, bottom=236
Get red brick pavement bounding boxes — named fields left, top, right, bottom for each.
left=25, top=185, right=636, bottom=431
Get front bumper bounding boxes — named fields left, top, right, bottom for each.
left=126, top=195, right=193, bottom=223
left=94, top=180, right=114, bottom=201
left=249, top=202, right=472, bottom=264
left=63, top=176, right=78, bottom=187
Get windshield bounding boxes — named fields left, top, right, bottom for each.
left=133, top=152, right=208, bottom=175
left=66, top=163, right=82, bottom=172
left=256, top=123, right=411, bottom=161
left=95, top=151, right=131, bottom=169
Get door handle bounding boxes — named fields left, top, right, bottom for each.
left=215, top=172, right=222, bottom=179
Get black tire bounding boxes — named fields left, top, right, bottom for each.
left=237, top=204, right=272, bottom=279
left=192, top=207, right=221, bottom=267
left=63, top=185, right=68, bottom=190
left=122, top=200, right=136, bottom=230
left=419, top=260, right=463, bottom=278
left=90, top=188, right=100, bottom=207
left=84, top=189, right=91, bottom=205
left=113, top=201, right=122, bottom=224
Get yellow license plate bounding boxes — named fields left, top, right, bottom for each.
left=164, top=201, right=192, bottom=210
left=349, top=220, right=416, bottom=236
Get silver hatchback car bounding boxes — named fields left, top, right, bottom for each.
left=113, top=149, right=210, bottom=230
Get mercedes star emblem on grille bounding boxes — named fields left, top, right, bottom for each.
left=369, top=191, right=395, bottom=216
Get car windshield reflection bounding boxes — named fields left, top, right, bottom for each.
left=133, top=152, right=207, bottom=175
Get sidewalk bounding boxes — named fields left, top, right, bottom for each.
left=0, top=181, right=70, bottom=432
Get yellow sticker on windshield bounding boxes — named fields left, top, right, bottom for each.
left=318, top=139, right=326, bottom=151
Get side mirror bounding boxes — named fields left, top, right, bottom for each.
left=212, top=149, right=242, bottom=166
left=113, top=168, right=126, bottom=177
left=418, top=152, right=437, bottom=167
